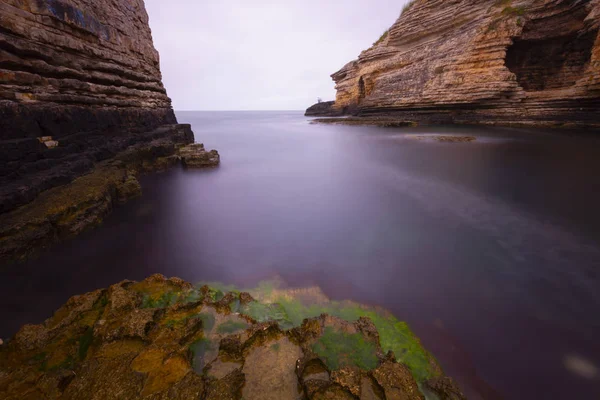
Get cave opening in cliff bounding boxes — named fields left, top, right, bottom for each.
left=358, top=77, right=366, bottom=100
left=505, top=27, right=598, bottom=92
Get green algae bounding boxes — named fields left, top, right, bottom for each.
left=140, top=279, right=436, bottom=382
left=239, top=301, right=292, bottom=327
left=237, top=280, right=437, bottom=381
left=189, top=338, right=214, bottom=373
left=199, top=313, right=216, bottom=332
left=312, top=327, right=379, bottom=370
left=216, top=320, right=248, bottom=334
left=141, top=291, right=180, bottom=308
left=78, top=327, right=94, bottom=361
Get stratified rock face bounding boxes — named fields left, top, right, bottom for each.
left=0, top=0, right=186, bottom=214
left=327, top=0, right=600, bottom=127
left=0, top=275, right=465, bottom=399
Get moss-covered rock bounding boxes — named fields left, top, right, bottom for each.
left=0, top=137, right=219, bottom=264
left=0, top=275, right=465, bottom=399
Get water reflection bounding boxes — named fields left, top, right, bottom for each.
left=1, top=112, right=599, bottom=399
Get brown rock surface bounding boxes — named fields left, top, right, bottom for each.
left=180, top=143, right=221, bottom=168
left=0, top=0, right=221, bottom=216
left=315, top=0, right=600, bottom=128
left=0, top=275, right=465, bottom=399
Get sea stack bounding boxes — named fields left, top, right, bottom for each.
left=0, top=0, right=218, bottom=262
left=307, top=0, right=600, bottom=128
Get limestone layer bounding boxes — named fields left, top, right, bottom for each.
left=0, top=0, right=183, bottom=214
left=322, top=0, right=600, bottom=128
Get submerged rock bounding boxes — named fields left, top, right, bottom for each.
left=0, top=275, right=465, bottom=399
left=411, top=136, right=476, bottom=143
left=180, top=143, right=221, bottom=168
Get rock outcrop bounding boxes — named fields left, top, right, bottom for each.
left=305, top=100, right=342, bottom=117
left=313, top=0, right=600, bottom=128
left=0, top=274, right=465, bottom=399
left=0, top=0, right=209, bottom=215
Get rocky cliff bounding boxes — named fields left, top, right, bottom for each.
left=0, top=0, right=191, bottom=214
left=0, top=0, right=220, bottom=263
left=315, top=0, right=600, bottom=128
left=0, top=275, right=465, bottom=399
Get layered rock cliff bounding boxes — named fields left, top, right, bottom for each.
left=0, top=0, right=191, bottom=214
left=315, top=0, right=600, bottom=128
left=0, top=0, right=220, bottom=263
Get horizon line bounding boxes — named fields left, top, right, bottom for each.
left=175, top=109, right=305, bottom=112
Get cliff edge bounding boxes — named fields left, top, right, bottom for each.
left=310, top=0, right=600, bottom=128
left=0, top=0, right=219, bottom=263
left=0, top=0, right=190, bottom=214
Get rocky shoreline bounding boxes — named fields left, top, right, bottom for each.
left=0, top=274, right=465, bottom=399
left=0, top=130, right=219, bottom=265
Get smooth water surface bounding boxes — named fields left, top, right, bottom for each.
left=2, top=111, right=600, bottom=399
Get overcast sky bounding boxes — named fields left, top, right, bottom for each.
left=144, top=0, right=408, bottom=111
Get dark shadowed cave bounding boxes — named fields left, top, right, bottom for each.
left=358, top=76, right=366, bottom=100
left=505, top=2, right=598, bottom=93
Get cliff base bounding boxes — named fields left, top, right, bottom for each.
left=0, top=128, right=220, bottom=264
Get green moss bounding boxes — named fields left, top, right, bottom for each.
left=96, top=294, right=109, bottom=309
left=312, top=327, right=378, bottom=370
left=242, top=295, right=436, bottom=382
left=31, top=352, right=47, bottom=362
left=270, top=343, right=281, bottom=352
left=141, top=291, right=180, bottom=309
left=239, top=301, right=292, bottom=328
left=198, top=281, right=239, bottom=295
left=142, top=280, right=438, bottom=383
left=502, top=5, right=525, bottom=16
left=48, top=355, right=75, bottom=371
left=180, top=289, right=203, bottom=304
left=216, top=320, right=248, bottom=334
left=189, top=338, right=213, bottom=373
left=198, top=313, right=216, bottom=332
left=78, top=327, right=94, bottom=361
left=229, top=298, right=241, bottom=313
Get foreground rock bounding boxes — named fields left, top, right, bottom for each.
left=308, top=0, right=600, bottom=128
left=0, top=275, right=465, bottom=399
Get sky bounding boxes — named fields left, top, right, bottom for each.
left=144, top=0, right=409, bottom=111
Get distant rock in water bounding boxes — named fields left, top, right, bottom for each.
left=305, top=101, right=343, bottom=117
left=0, top=274, right=465, bottom=399
left=317, top=0, right=600, bottom=129
left=0, top=0, right=219, bottom=262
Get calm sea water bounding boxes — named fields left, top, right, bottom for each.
left=2, top=111, right=600, bottom=399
